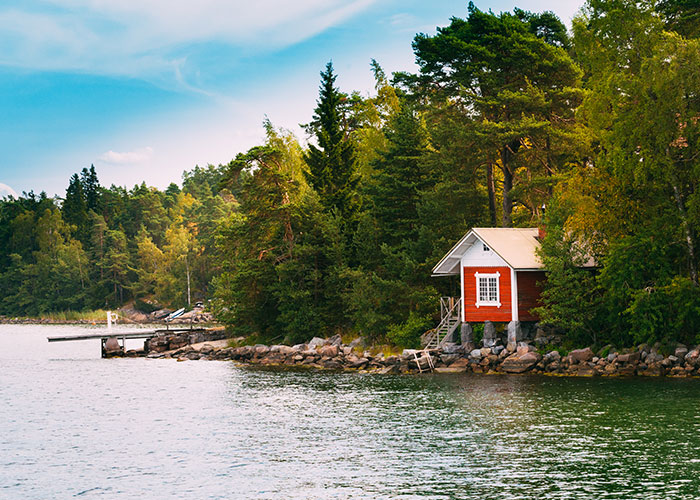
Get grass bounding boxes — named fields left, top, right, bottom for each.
left=8, top=309, right=111, bottom=323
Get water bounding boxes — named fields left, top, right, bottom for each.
left=2, top=325, right=700, bottom=499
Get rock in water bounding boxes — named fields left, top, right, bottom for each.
left=569, top=347, right=594, bottom=363
left=501, top=352, right=540, bottom=373
left=104, top=337, right=122, bottom=355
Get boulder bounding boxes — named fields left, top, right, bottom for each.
left=277, top=345, right=296, bottom=355
left=516, top=343, right=533, bottom=356
left=449, top=358, right=469, bottom=368
left=254, top=345, right=269, bottom=356
left=460, top=323, right=473, bottom=345
left=435, top=366, right=467, bottom=374
left=483, top=321, right=497, bottom=347
left=502, top=351, right=540, bottom=374
left=308, top=337, right=326, bottom=349
left=543, top=351, right=561, bottom=364
left=506, top=321, right=523, bottom=350
left=319, top=345, right=339, bottom=357
left=104, top=337, right=122, bottom=355
left=440, top=354, right=460, bottom=366
left=675, top=346, right=689, bottom=359
left=646, top=352, right=663, bottom=364
left=327, top=334, right=342, bottom=347
left=617, top=351, right=641, bottom=363
left=638, top=365, right=664, bottom=377
left=442, top=342, right=462, bottom=354
left=469, top=349, right=483, bottom=359
left=576, top=365, right=597, bottom=377
left=569, top=347, right=594, bottom=363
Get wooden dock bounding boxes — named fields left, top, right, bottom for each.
left=46, top=328, right=203, bottom=343
left=47, top=327, right=207, bottom=357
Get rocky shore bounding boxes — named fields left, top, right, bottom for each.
left=140, top=331, right=700, bottom=378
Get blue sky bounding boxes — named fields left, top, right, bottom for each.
left=0, top=0, right=584, bottom=198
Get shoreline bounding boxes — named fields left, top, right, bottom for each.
left=135, top=332, right=700, bottom=379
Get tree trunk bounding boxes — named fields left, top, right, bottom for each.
left=668, top=150, right=698, bottom=284
left=672, top=183, right=698, bottom=284
left=486, top=163, right=497, bottom=226
left=500, top=141, right=519, bottom=228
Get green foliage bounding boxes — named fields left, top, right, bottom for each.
left=386, top=312, right=433, bottom=349
left=303, top=62, right=359, bottom=222
left=625, top=277, right=700, bottom=345
left=534, top=194, right=605, bottom=346
left=6, top=3, right=700, bottom=352
left=411, top=2, right=586, bottom=227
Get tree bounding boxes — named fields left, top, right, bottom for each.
left=369, top=103, right=431, bottom=246
left=62, top=173, right=89, bottom=241
left=412, top=2, right=585, bottom=226
left=656, top=0, right=700, bottom=37
left=303, top=62, right=359, bottom=222
left=80, top=165, right=101, bottom=212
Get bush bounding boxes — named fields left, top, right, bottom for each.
left=386, top=312, right=433, bottom=349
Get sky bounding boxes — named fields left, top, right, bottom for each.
left=0, top=0, right=584, bottom=198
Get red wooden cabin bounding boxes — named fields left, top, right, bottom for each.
left=432, top=228, right=547, bottom=324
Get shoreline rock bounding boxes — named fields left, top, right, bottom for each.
left=140, top=336, right=700, bottom=379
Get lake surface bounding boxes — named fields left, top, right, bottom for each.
left=1, top=324, right=700, bottom=499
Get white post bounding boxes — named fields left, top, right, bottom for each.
left=510, top=267, right=519, bottom=322
left=107, top=310, right=112, bottom=332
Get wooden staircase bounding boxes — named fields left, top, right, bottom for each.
left=422, top=297, right=462, bottom=349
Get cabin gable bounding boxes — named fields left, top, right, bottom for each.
left=460, top=238, right=508, bottom=267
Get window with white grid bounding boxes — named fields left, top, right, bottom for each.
left=475, top=272, right=500, bottom=307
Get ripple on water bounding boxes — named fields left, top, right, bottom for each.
left=2, top=325, right=700, bottom=499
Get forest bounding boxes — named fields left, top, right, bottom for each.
left=1, top=0, right=699, bottom=349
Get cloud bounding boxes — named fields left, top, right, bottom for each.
left=0, top=0, right=377, bottom=84
left=98, top=146, right=154, bottom=165
left=0, top=182, right=18, bottom=198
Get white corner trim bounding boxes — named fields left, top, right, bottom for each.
left=510, top=267, right=519, bottom=322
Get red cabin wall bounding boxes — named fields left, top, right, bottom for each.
left=463, top=266, right=512, bottom=322
left=517, top=271, right=546, bottom=322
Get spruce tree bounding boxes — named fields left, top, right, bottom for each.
left=370, top=103, right=430, bottom=247
left=303, top=62, right=358, bottom=222
left=80, top=165, right=101, bottom=212
left=62, top=173, right=89, bottom=241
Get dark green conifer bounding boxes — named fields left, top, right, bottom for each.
left=303, top=62, right=358, bottom=221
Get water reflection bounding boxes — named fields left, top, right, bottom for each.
left=2, top=326, right=700, bottom=499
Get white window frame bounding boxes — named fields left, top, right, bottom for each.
left=475, top=271, right=501, bottom=308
